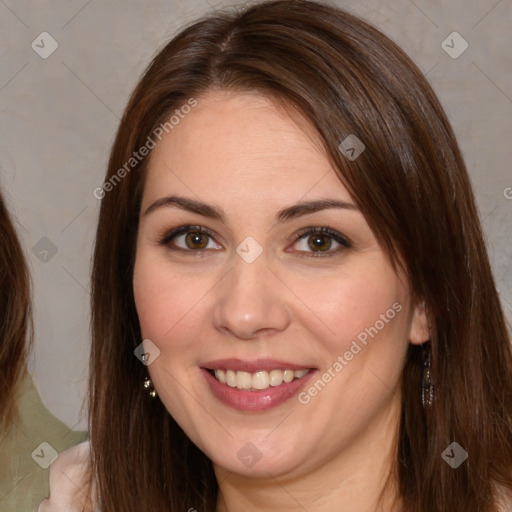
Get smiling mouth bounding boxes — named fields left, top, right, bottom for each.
left=206, top=368, right=311, bottom=391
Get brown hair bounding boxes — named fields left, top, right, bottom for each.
left=0, top=188, right=32, bottom=430
left=89, top=1, right=512, bottom=510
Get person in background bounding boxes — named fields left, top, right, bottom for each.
left=0, top=186, right=86, bottom=512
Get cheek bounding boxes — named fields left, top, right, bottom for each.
left=288, top=260, right=409, bottom=357
left=292, top=266, right=410, bottom=443
left=132, top=253, right=206, bottom=411
left=133, top=247, right=411, bottom=361
left=133, top=252, right=206, bottom=343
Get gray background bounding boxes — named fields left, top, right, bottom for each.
left=1, top=0, right=511, bottom=430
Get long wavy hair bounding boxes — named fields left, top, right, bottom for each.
left=0, top=188, right=32, bottom=430
left=89, top=1, right=512, bottom=510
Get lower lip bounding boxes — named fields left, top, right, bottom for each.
left=201, top=368, right=316, bottom=412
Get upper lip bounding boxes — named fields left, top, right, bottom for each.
left=201, top=358, right=314, bottom=372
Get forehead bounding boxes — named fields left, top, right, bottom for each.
left=143, top=90, right=352, bottom=206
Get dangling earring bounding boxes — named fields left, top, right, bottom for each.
left=421, top=341, right=434, bottom=409
left=144, top=376, right=157, bottom=398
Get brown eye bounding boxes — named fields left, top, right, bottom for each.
left=159, top=225, right=222, bottom=252
left=185, top=231, right=209, bottom=249
left=292, top=226, right=351, bottom=257
left=307, top=234, right=332, bottom=252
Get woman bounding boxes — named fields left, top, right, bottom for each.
left=0, top=188, right=85, bottom=512
left=40, top=0, right=512, bottom=511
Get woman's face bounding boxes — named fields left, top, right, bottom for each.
left=133, top=90, right=429, bottom=479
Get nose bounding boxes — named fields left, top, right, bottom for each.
left=212, top=252, right=291, bottom=340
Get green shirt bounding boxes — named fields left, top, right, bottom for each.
left=0, top=373, right=87, bottom=512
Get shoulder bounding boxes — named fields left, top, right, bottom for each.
left=0, top=373, right=87, bottom=511
left=38, top=440, right=95, bottom=512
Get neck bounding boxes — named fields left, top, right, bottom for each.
left=214, top=392, right=403, bottom=512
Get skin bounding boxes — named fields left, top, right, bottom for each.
left=133, top=89, right=430, bottom=512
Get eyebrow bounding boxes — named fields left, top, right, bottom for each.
left=143, top=195, right=359, bottom=223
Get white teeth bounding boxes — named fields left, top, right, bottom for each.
left=269, top=369, right=283, bottom=387
left=212, top=368, right=310, bottom=390
left=226, top=370, right=237, bottom=387
left=252, top=371, right=269, bottom=390
left=236, top=371, right=252, bottom=390
left=283, top=369, right=294, bottom=383
left=215, top=369, right=226, bottom=384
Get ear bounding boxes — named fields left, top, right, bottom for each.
left=408, top=299, right=430, bottom=345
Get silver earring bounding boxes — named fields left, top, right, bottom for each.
left=144, top=377, right=157, bottom=398
left=421, top=341, right=434, bottom=409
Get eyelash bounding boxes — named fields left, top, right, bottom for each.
left=158, top=224, right=352, bottom=258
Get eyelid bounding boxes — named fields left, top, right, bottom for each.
left=292, top=225, right=351, bottom=246
left=158, top=224, right=352, bottom=256
left=289, top=225, right=352, bottom=257
left=158, top=224, right=219, bottom=248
